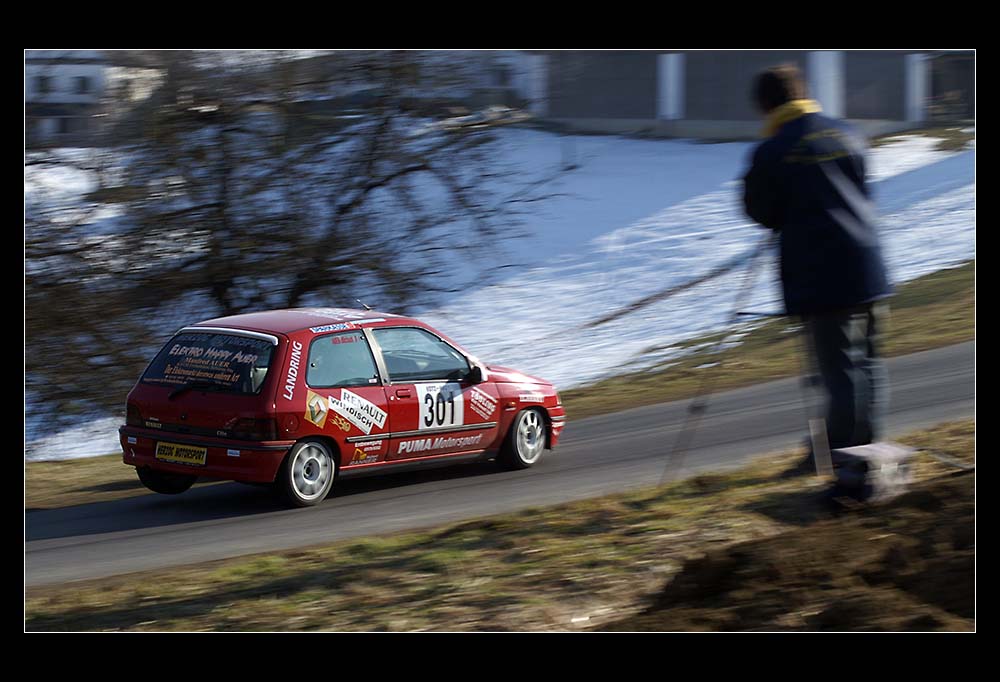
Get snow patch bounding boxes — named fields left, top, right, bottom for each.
left=25, top=131, right=975, bottom=460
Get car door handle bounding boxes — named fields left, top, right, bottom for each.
left=395, top=389, right=413, bottom=398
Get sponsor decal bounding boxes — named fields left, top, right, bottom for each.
left=168, top=343, right=259, bottom=365
left=398, top=433, right=484, bottom=455
left=417, top=383, right=464, bottom=431
left=289, top=308, right=383, bottom=320
left=469, top=387, right=498, bottom=420
left=329, top=335, right=359, bottom=345
left=282, top=341, right=304, bottom=401
left=309, top=323, right=354, bottom=334
left=350, top=447, right=379, bottom=465
left=127, top=436, right=137, bottom=445
left=331, top=415, right=352, bottom=432
left=354, top=318, right=386, bottom=324
left=162, top=364, right=241, bottom=385
left=155, top=334, right=273, bottom=389
left=519, top=392, right=545, bottom=403
left=227, top=449, right=241, bottom=457
left=355, top=439, right=384, bottom=453
left=328, top=389, right=387, bottom=435
left=304, top=390, right=329, bottom=428
left=176, top=333, right=265, bottom=350
left=145, top=420, right=162, bottom=429
left=155, top=442, right=207, bottom=466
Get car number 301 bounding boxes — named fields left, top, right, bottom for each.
left=417, top=383, right=464, bottom=430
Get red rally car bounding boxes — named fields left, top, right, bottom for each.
left=120, top=308, right=566, bottom=506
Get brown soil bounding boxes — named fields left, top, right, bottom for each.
left=606, top=471, right=975, bottom=631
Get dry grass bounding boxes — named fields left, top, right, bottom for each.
left=561, top=262, right=974, bottom=420
left=25, top=454, right=222, bottom=511
left=25, top=420, right=974, bottom=632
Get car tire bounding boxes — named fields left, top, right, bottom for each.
left=276, top=439, right=336, bottom=508
left=498, top=408, right=547, bottom=470
left=136, top=466, right=197, bottom=495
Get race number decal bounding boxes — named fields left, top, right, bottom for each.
left=417, top=383, right=464, bottom=431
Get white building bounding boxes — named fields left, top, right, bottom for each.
left=25, top=50, right=108, bottom=145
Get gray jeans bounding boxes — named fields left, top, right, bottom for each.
left=802, top=303, right=889, bottom=450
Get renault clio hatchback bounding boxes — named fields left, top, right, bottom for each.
left=120, top=308, right=566, bottom=507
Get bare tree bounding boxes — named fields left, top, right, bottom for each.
left=25, top=50, right=559, bottom=429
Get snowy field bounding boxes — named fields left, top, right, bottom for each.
left=25, top=128, right=975, bottom=460
left=422, top=129, right=976, bottom=389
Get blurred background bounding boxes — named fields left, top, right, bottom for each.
left=24, top=49, right=975, bottom=461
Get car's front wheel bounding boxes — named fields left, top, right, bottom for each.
left=498, top=408, right=547, bottom=470
left=277, top=439, right=336, bottom=507
left=136, top=466, right=197, bottom=495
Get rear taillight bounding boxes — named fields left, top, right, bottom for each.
left=126, top=403, right=143, bottom=426
left=229, top=418, right=279, bottom=441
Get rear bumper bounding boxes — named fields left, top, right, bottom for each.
left=119, top=426, right=293, bottom=483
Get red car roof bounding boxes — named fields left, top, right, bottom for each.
left=192, top=308, right=415, bottom=335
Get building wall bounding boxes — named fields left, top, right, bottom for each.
left=683, top=51, right=807, bottom=121
left=25, top=51, right=107, bottom=105
left=534, top=50, right=929, bottom=138
left=25, top=51, right=108, bottom=146
left=807, top=51, right=845, bottom=118
left=547, top=52, right=657, bottom=119
left=844, top=52, right=906, bottom=120
left=490, top=51, right=536, bottom=102
left=929, top=53, right=975, bottom=120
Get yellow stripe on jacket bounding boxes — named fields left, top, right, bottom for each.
left=762, top=99, right=823, bottom=137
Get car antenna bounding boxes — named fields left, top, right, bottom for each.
left=356, top=299, right=372, bottom=311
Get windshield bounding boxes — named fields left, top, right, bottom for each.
left=141, top=331, right=276, bottom=395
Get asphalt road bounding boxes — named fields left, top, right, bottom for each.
left=25, top=341, right=974, bottom=587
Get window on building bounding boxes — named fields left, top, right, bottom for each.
left=36, top=76, right=52, bottom=95
left=75, top=76, right=92, bottom=94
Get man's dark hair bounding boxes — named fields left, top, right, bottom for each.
left=753, top=64, right=809, bottom=113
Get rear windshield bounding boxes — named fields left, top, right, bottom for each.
left=141, top=331, right=276, bottom=395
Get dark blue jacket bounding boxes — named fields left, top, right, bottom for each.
left=743, top=112, right=891, bottom=316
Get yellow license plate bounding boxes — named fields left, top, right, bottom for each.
left=155, top=442, right=207, bottom=466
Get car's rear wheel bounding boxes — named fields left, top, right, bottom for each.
left=277, top=439, right=336, bottom=507
left=498, top=408, right=547, bottom=470
left=136, top=466, right=197, bottom=495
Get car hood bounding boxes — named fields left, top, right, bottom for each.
left=486, top=365, right=550, bottom=386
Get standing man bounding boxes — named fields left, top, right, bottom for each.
left=743, top=64, right=892, bottom=470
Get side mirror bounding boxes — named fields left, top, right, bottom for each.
left=467, top=364, right=485, bottom=384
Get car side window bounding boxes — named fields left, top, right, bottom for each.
left=371, top=327, right=470, bottom=383
left=306, top=331, right=380, bottom=388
